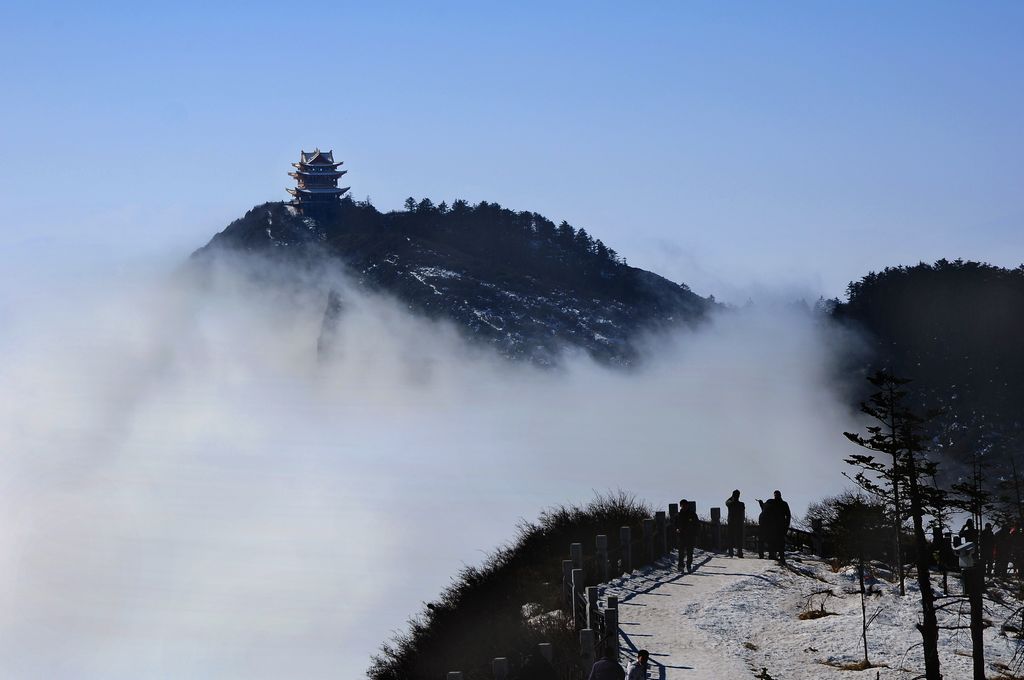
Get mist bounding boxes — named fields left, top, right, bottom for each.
left=0, top=252, right=862, bottom=679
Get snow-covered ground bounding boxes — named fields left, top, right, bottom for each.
left=602, top=551, right=1024, bottom=679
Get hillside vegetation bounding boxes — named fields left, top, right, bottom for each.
left=369, top=493, right=651, bottom=680
left=198, top=198, right=712, bottom=364
left=831, top=259, right=1024, bottom=477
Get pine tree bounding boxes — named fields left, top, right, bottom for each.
left=844, top=371, right=942, bottom=680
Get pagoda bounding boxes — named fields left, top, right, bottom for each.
left=287, top=148, right=349, bottom=213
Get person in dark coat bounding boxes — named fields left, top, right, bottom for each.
left=676, top=498, right=699, bottom=572
left=959, top=518, right=978, bottom=545
left=726, top=489, right=745, bottom=558
left=939, top=531, right=956, bottom=572
left=981, top=523, right=995, bottom=576
left=1011, top=524, right=1024, bottom=576
left=587, top=647, right=625, bottom=680
left=994, top=524, right=1011, bottom=577
left=518, top=648, right=557, bottom=680
left=767, top=490, right=791, bottom=563
left=756, top=498, right=775, bottom=559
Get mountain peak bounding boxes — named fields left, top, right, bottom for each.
left=196, top=198, right=713, bottom=364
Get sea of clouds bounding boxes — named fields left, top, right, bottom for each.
left=0, top=253, right=863, bottom=678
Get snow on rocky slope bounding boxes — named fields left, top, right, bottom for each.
left=603, top=552, right=1023, bottom=679
left=195, top=201, right=713, bottom=365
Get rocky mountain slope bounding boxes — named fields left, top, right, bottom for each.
left=195, top=198, right=714, bottom=365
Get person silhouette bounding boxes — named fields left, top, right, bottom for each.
left=726, top=489, right=745, bottom=558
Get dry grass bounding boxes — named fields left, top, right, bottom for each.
left=821, top=658, right=888, bottom=671
left=798, top=609, right=838, bottom=620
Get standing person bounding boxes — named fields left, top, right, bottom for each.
left=753, top=497, right=770, bottom=561
left=587, top=647, right=625, bottom=680
left=1011, top=524, right=1024, bottom=577
left=770, top=490, right=792, bottom=564
left=994, top=524, right=1011, bottom=577
left=757, top=497, right=777, bottom=559
left=676, top=499, right=699, bottom=572
left=726, top=490, right=745, bottom=558
left=959, top=518, right=978, bottom=544
left=981, top=523, right=995, bottom=576
left=625, top=650, right=649, bottom=680
left=518, top=648, right=557, bottom=680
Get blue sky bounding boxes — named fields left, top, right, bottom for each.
left=1, top=1, right=1022, bottom=301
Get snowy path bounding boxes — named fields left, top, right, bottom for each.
left=603, top=553, right=771, bottom=678
left=601, top=549, right=1024, bottom=679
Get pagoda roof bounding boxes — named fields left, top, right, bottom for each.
left=299, top=148, right=338, bottom=165
left=289, top=168, right=347, bottom=177
left=287, top=186, right=350, bottom=195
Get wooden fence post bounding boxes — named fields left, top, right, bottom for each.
left=710, top=507, right=722, bottom=551
left=619, top=526, right=632, bottom=573
left=811, top=518, right=824, bottom=556
left=492, top=657, right=508, bottom=680
left=570, top=542, right=583, bottom=570
left=586, top=586, right=599, bottom=630
left=580, top=629, right=596, bottom=673
left=668, top=503, right=679, bottom=553
left=607, top=595, right=618, bottom=611
left=572, top=568, right=585, bottom=629
left=447, top=673, right=464, bottom=680
left=562, top=559, right=574, bottom=609
left=642, top=518, right=655, bottom=565
left=595, top=534, right=609, bottom=582
left=604, top=607, right=619, bottom=661
left=654, top=511, right=667, bottom=558
left=538, top=643, right=553, bottom=663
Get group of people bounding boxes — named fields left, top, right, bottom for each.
left=584, top=490, right=792, bottom=679
left=947, top=518, right=1024, bottom=578
left=586, top=648, right=649, bottom=680
left=726, top=489, right=792, bottom=564
left=673, top=489, right=792, bottom=572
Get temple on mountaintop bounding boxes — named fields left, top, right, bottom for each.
left=287, top=149, right=349, bottom=214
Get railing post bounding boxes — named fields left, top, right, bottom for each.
left=642, top=518, right=655, bottom=565
left=711, top=507, right=722, bottom=551
left=811, top=518, right=824, bottom=556
left=538, top=642, right=553, bottom=663
left=572, top=568, right=585, bottom=629
left=492, top=657, right=508, bottom=680
left=596, top=534, right=609, bottom=582
left=586, top=586, right=599, bottom=630
left=619, top=526, right=632, bottom=573
left=668, top=503, right=679, bottom=553
left=562, top=559, right=574, bottom=609
left=580, top=628, right=596, bottom=673
left=604, top=607, right=619, bottom=661
left=655, top=511, right=667, bottom=558
left=570, top=542, right=583, bottom=570
left=607, top=595, right=618, bottom=610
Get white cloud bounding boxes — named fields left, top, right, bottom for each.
left=0, top=252, right=861, bottom=679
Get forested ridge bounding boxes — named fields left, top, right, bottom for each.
left=831, top=259, right=1024, bottom=476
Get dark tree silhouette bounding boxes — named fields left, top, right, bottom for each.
left=833, top=259, right=1024, bottom=478
left=844, top=371, right=942, bottom=680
